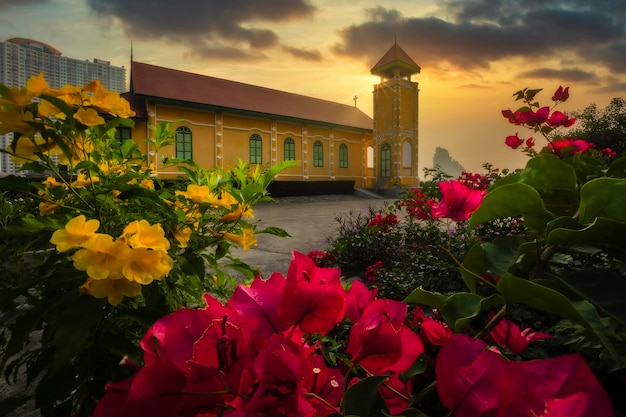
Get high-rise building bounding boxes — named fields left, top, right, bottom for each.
left=0, top=37, right=127, bottom=174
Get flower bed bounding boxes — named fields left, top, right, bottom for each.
left=1, top=77, right=625, bottom=416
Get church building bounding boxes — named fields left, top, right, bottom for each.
left=123, top=42, right=421, bottom=189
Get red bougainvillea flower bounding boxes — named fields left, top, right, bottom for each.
left=489, top=317, right=552, bottom=354
left=570, top=139, right=595, bottom=153
left=552, top=85, right=570, bottom=102
left=345, top=280, right=379, bottom=323
left=430, top=180, right=486, bottom=222
left=347, top=298, right=424, bottom=373
left=421, top=316, right=453, bottom=346
left=436, top=334, right=613, bottom=417
left=601, top=147, right=617, bottom=157
left=279, top=251, right=346, bottom=335
left=546, top=110, right=576, bottom=127
left=525, top=137, right=535, bottom=148
left=369, top=212, right=399, bottom=230
left=501, top=109, right=526, bottom=125
left=229, top=272, right=288, bottom=337
left=245, top=334, right=306, bottom=414
left=549, top=138, right=595, bottom=156
left=302, top=352, right=344, bottom=416
left=522, top=106, right=551, bottom=126
left=505, top=134, right=524, bottom=149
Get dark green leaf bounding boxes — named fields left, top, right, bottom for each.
left=556, top=270, right=626, bottom=326
left=547, top=217, right=626, bottom=249
left=256, top=226, right=292, bottom=238
left=400, top=353, right=428, bottom=382
left=497, top=273, right=617, bottom=359
left=51, top=294, right=106, bottom=372
left=579, top=178, right=626, bottom=223
left=606, top=156, right=626, bottom=178
left=469, top=183, right=553, bottom=232
left=0, top=175, right=33, bottom=193
left=482, top=235, right=527, bottom=276
left=441, top=293, right=504, bottom=332
left=403, top=287, right=448, bottom=310
left=342, top=375, right=389, bottom=417
left=460, top=243, right=486, bottom=293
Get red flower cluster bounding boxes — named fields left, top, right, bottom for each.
left=436, top=334, right=613, bottom=417
left=93, top=252, right=424, bottom=417
left=489, top=316, right=552, bottom=354
left=429, top=180, right=486, bottom=222
left=456, top=171, right=491, bottom=191
left=306, top=249, right=336, bottom=267
left=368, top=212, right=399, bottom=230
left=365, top=260, right=384, bottom=283
left=397, top=189, right=431, bottom=220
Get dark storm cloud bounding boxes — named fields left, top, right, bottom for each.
left=0, top=0, right=48, bottom=9
left=519, top=68, right=599, bottom=82
left=333, top=2, right=626, bottom=76
left=86, top=0, right=315, bottom=59
left=282, top=45, right=322, bottom=61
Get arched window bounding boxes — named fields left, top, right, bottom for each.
left=380, top=143, right=391, bottom=178
left=250, top=134, right=262, bottom=164
left=284, top=137, right=295, bottom=161
left=313, top=140, right=323, bottom=167
left=176, top=126, right=192, bottom=159
left=366, top=146, right=374, bottom=168
left=339, top=144, right=348, bottom=168
left=403, top=141, right=412, bottom=167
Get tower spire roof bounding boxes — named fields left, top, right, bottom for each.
left=370, top=42, right=420, bottom=79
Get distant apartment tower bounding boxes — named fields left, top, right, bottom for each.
left=0, top=37, right=127, bottom=174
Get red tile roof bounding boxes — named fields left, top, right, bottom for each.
left=129, top=61, right=373, bottom=130
left=371, top=42, right=421, bottom=79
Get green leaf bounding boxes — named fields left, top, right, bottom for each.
left=342, top=375, right=389, bottom=417
left=547, top=217, right=626, bottom=249
left=0, top=175, right=33, bottom=193
left=469, top=183, right=553, bottom=232
left=403, top=287, right=448, bottom=310
left=482, top=235, right=527, bottom=276
left=496, top=273, right=617, bottom=359
left=400, top=353, right=428, bottom=382
left=51, top=294, right=106, bottom=372
left=256, top=226, right=292, bottom=238
left=460, top=243, right=486, bottom=293
left=555, top=270, right=626, bottom=327
left=441, top=293, right=504, bottom=332
left=398, top=409, right=430, bottom=417
left=606, top=156, right=626, bottom=178
left=579, top=178, right=626, bottom=224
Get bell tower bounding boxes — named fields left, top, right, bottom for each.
left=371, top=42, right=420, bottom=187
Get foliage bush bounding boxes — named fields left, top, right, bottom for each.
left=0, top=75, right=293, bottom=416
left=2, top=75, right=625, bottom=417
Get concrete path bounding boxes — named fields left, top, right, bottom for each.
left=230, top=194, right=393, bottom=278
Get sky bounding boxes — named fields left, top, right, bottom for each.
left=1, top=0, right=626, bottom=175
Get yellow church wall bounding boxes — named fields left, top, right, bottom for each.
left=221, top=113, right=271, bottom=168
left=275, top=121, right=303, bottom=179
left=146, top=105, right=217, bottom=176
left=131, top=99, right=374, bottom=186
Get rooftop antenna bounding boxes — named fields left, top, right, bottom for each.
left=130, top=40, right=134, bottom=63
left=353, top=95, right=358, bottom=107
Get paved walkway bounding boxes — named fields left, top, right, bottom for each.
left=231, top=194, right=393, bottom=278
